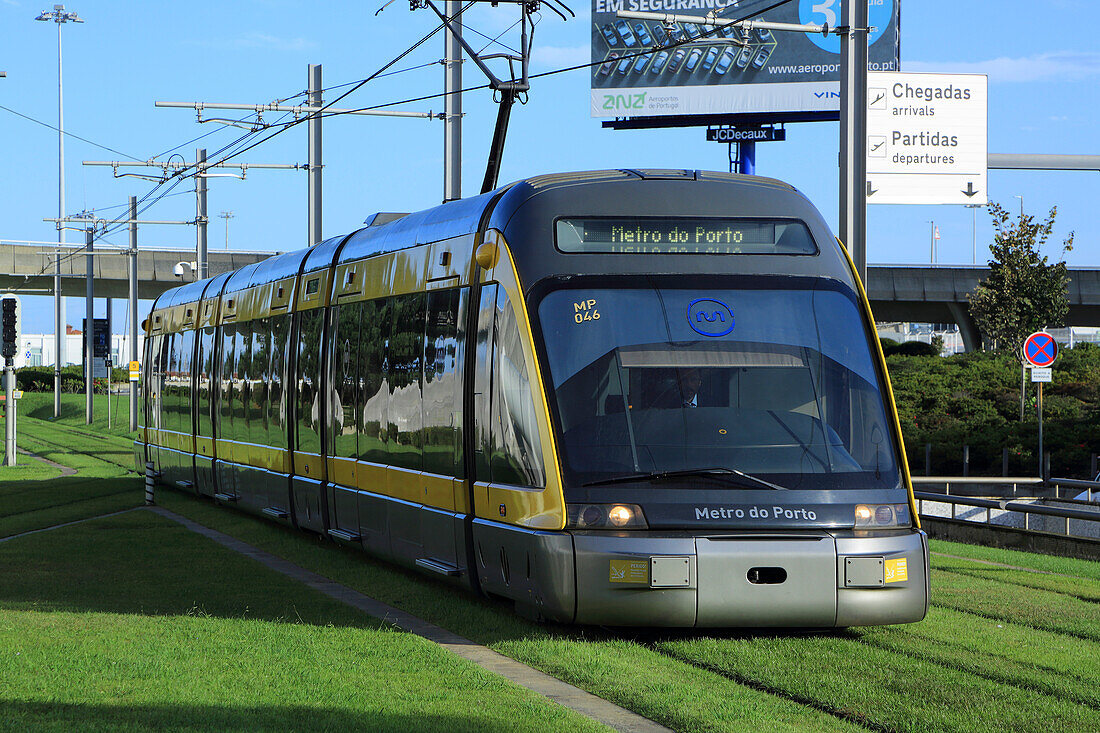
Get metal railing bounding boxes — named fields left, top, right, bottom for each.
left=913, top=490, right=1100, bottom=537
left=911, top=476, right=1043, bottom=497
left=913, top=476, right=1098, bottom=501
left=1048, top=477, right=1098, bottom=502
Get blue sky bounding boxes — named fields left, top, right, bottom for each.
left=1, top=0, right=1096, bottom=334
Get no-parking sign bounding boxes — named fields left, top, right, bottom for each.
left=1022, top=332, right=1058, bottom=368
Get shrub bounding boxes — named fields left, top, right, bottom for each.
left=884, top=340, right=940, bottom=357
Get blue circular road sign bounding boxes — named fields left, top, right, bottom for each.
left=1023, top=332, right=1058, bottom=368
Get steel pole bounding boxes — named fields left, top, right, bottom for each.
left=443, top=0, right=462, bottom=202
left=5, top=363, right=14, bottom=466
left=106, top=295, right=112, bottom=429
left=739, top=141, right=756, bottom=175
left=971, top=205, right=977, bottom=264
left=129, top=195, right=139, bottom=431
left=85, top=226, right=93, bottom=424
left=838, top=0, right=868, bottom=283
left=196, top=148, right=208, bottom=279
left=308, top=64, right=323, bottom=246
left=54, top=20, right=65, bottom=418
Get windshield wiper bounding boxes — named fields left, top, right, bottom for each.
left=583, top=467, right=788, bottom=490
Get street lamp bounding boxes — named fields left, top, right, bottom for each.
left=36, top=3, right=84, bottom=419
left=1014, top=194, right=1024, bottom=219
left=218, top=211, right=234, bottom=249
left=927, top=220, right=939, bottom=264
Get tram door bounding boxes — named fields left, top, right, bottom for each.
left=326, top=302, right=362, bottom=539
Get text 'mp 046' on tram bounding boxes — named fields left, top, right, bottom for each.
left=138, top=169, right=928, bottom=628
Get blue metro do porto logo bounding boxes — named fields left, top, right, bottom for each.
left=687, top=298, right=735, bottom=337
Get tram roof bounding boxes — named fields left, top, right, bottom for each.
left=150, top=170, right=843, bottom=314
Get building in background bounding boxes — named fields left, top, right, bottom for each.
left=16, top=330, right=144, bottom=369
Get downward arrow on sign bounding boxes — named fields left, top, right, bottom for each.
left=962, top=182, right=979, bottom=197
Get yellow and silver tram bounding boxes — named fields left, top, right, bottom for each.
left=138, top=169, right=929, bottom=627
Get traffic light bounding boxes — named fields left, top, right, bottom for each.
left=1, top=298, right=16, bottom=360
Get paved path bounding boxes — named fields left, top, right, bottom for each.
left=17, top=448, right=78, bottom=477
left=0, top=507, right=140, bottom=544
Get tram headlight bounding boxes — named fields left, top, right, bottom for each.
left=608, top=505, right=634, bottom=527
left=854, top=504, right=912, bottom=528
left=567, top=503, right=648, bottom=530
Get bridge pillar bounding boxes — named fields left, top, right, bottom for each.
left=947, top=302, right=982, bottom=352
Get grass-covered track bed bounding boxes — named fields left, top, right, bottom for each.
left=0, top=397, right=141, bottom=539
left=155, top=491, right=1100, bottom=733
left=0, top=510, right=609, bottom=732
left=3, top=396, right=1097, bottom=732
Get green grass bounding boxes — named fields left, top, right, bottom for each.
left=0, top=395, right=141, bottom=539
left=0, top=511, right=608, bottom=732
left=5, top=406, right=1100, bottom=732
left=155, top=490, right=1100, bottom=733
left=931, top=554, right=1100, bottom=602
left=930, top=537, right=1100, bottom=581
left=658, top=633, right=1099, bottom=733
left=19, top=390, right=140, bottom=441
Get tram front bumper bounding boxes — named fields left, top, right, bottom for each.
left=570, top=529, right=928, bottom=627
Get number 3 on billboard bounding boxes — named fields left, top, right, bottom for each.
left=811, top=0, right=837, bottom=26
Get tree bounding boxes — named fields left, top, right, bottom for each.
left=967, top=202, right=1073, bottom=352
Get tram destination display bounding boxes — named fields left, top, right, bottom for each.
left=591, top=0, right=900, bottom=119
left=555, top=217, right=816, bottom=254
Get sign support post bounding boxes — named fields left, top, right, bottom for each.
left=85, top=225, right=94, bottom=425
left=839, top=0, right=869, bottom=282
left=1037, top=382, right=1044, bottom=479
left=1023, top=331, right=1058, bottom=480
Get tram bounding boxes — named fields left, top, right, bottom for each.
left=137, top=169, right=929, bottom=627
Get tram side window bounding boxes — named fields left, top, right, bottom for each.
left=472, top=286, right=497, bottom=480
left=331, top=304, right=360, bottom=459
left=389, top=293, right=426, bottom=471
left=219, top=323, right=236, bottom=443
left=146, top=334, right=164, bottom=431
left=140, top=335, right=152, bottom=431
left=423, top=288, right=465, bottom=478
left=196, top=327, right=216, bottom=438
left=159, top=334, right=172, bottom=432
left=269, top=314, right=289, bottom=447
left=357, top=298, right=391, bottom=465
left=489, top=288, right=545, bottom=488
left=295, top=309, right=324, bottom=455
left=252, top=318, right=272, bottom=447
left=235, top=322, right=252, bottom=445
left=176, top=330, right=195, bottom=435
left=165, top=332, right=180, bottom=434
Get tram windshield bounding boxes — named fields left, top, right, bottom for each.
left=536, top=282, right=901, bottom=491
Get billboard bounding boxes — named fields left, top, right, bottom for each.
left=591, top=0, right=900, bottom=119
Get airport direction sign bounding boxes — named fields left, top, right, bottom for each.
left=866, top=72, right=987, bottom=205
left=1022, top=332, right=1058, bottom=368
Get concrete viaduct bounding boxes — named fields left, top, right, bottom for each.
left=866, top=265, right=1100, bottom=351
